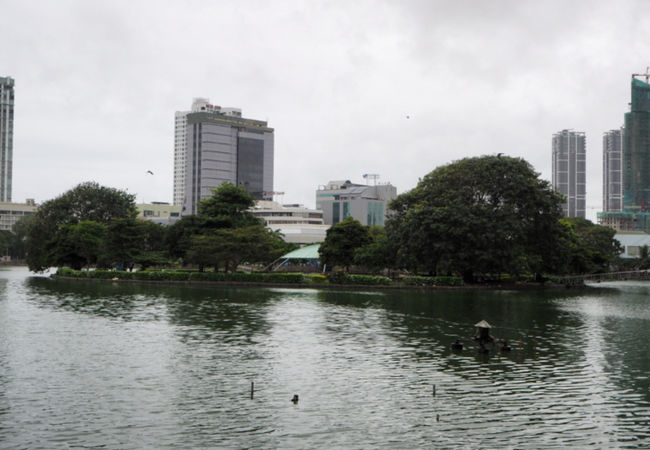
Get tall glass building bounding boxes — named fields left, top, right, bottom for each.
left=552, top=129, right=586, bottom=218
left=623, top=77, right=650, bottom=212
left=0, top=76, right=14, bottom=202
left=603, top=128, right=623, bottom=212
left=179, top=101, right=274, bottom=216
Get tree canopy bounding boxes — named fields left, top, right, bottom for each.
left=319, top=217, right=371, bottom=271
left=386, top=155, right=566, bottom=282
left=25, top=182, right=137, bottom=271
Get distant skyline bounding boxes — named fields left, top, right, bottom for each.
left=2, top=1, right=650, bottom=221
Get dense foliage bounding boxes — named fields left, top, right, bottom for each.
left=386, top=155, right=620, bottom=282
left=318, top=217, right=371, bottom=271
left=25, top=182, right=137, bottom=271
left=24, top=181, right=293, bottom=274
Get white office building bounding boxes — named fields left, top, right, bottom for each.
left=250, top=200, right=329, bottom=244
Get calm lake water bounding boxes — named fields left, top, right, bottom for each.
left=0, top=266, right=649, bottom=448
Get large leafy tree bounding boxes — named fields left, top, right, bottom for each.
left=387, top=155, right=565, bottom=282
left=198, top=182, right=260, bottom=229
left=319, top=217, right=371, bottom=271
left=186, top=226, right=291, bottom=272
left=51, top=221, right=106, bottom=270
left=101, top=218, right=145, bottom=271
left=25, top=182, right=136, bottom=272
left=562, top=217, right=622, bottom=274
left=166, top=183, right=261, bottom=260
left=353, top=226, right=393, bottom=273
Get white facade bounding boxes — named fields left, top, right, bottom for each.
left=173, top=98, right=214, bottom=206
left=251, top=200, right=329, bottom=244
left=0, top=200, right=36, bottom=231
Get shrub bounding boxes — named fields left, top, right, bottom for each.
left=327, top=272, right=392, bottom=285
left=310, top=274, right=327, bottom=284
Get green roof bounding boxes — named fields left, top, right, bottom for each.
left=281, top=244, right=321, bottom=259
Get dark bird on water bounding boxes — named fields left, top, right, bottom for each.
left=147, top=170, right=154, bottom=175
left=291, top=394, right=299, bottom=404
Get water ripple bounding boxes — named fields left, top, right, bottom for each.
left=0, top=269, right=649, bottom=448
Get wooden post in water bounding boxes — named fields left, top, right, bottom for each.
left=432, top=384, right=436, bottom=396
left=250, top=381, right=254, bottom=399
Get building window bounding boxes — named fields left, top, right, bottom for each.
left=343, top=202, right=350, bottom=220
left=332, top=202, right=340, bottom=224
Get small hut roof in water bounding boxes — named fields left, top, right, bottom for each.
left=474, top=320, right=491, bottom=329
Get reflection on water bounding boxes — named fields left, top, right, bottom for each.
left=0, top=267, right=649, bottom=448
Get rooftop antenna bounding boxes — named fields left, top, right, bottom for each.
left=363, top=173, right=380, bottom=185
left=632, top=67, right=650, bottom=83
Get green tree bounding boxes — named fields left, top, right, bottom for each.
left=353, top=226, right=393, bottom=273
left=198, top=182, right=260, bottom=229
left=563, top=217, right=622, bottom=274
left=166, top=183, right=262, bottom=261
left=165, top=215, right=207, bottom=260
left=319, top=217, right=371, bottom=271
left=101, top=218, right=145, bottom=270
left=25, top=182, right=136, bottom=272
left=186, top=225, right=291, bottom=272
left=387, top=155, right=565, bottom=282
left=0, top=229, right=27, bottom=260
left=52, top=221, right=106, bottom=270
left=11, top=214, right=33, bottom=260
left=134, top=220, right=170, bottom=270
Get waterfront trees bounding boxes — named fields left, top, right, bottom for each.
left=52, top=221, right=107, bottom=270
left=181, top=183, right=292, bottom=271
left=561, top=217, right=622, bottom=274
left=25, top=182, right=137, bottom=272
left=386, top=155, right=566, bottom=282
left=319, top=217, right=371, bottom=271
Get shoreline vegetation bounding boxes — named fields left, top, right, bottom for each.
left=19, top=160, right=624, bottom=286
left=53, top=268, right=584, bottom=290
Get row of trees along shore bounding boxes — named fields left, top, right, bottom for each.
left=23, top=181, right=295, bottom=273
left=20, top=155, right=624, bottom=284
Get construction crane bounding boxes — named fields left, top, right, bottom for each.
left=363, top=173, right=380, bottom=185
left=632, top=67, right=650, bottom=82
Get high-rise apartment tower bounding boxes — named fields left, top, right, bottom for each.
left=623, top=76, right=650, bottom=212
left=179, top=99, right=274, bottom=215
left=552, top=129, right=586, bottom=218
left=0, top=76, right=14, bottom=202
left=603, top=128, right=623, bottom=212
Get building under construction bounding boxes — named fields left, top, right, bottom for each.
left=623, top=75, right=650, bottom=212
left=599, top=72, right=650, bottom=232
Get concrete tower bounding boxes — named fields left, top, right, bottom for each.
left=603, top=128, right=623, bottom=212
left=180, top=101, right=274, bottom=215
left=552, top=129, right=586, bottom=218
left=0, top=76, right=14, bottom=202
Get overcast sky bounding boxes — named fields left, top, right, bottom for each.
left=2, top=0, right=649, bottom=220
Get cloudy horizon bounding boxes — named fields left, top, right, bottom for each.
left=2, top=0, right=650, bottom=221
